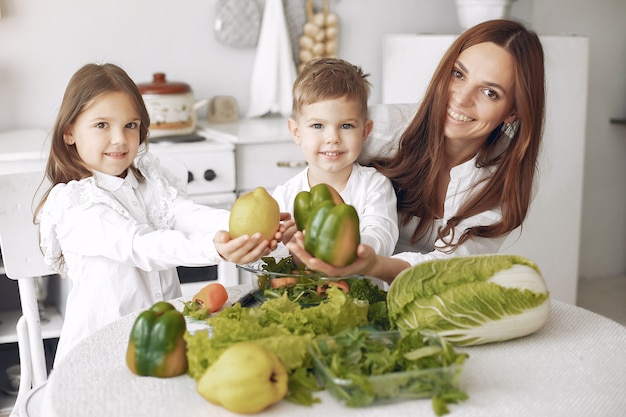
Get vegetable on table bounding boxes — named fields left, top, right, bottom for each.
left=181, top=282, right=229, bottom=320
left=316, top=280, right=350, bottom=296
left=308, top=328, right=468, bottom=415
left=387, top=254, right=551, bottom=346
left=192, top=282, right=228, bottom=313
left=126, top=301, right=188, bottom=378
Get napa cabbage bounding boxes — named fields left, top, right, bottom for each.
left=387, top=255, right=550, bottom=346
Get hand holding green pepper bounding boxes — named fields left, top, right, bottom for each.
left=294, top=184, right=360, bottom=268
left=294, top=183, right=344, bottom=231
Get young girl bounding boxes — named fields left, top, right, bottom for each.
left=36, top=63, right=282, bottom=364
left=288, top=20, right=545, bottom=283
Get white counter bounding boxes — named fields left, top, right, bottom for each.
left=197, top=116, right=292, bottom=145
left=0, top=129, right=49, bottom=174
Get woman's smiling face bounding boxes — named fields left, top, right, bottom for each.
left=444, top=41, right=517, bottom=145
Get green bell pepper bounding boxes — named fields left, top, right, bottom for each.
left=126, top=301, right=188, bottom=378
left=304, top=200, right=360, bottom=267
left=294, top=183, right=344, bottom=231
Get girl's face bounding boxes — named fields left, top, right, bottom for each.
left=64, top=92, right=141, bottom=177
left=445, top=41, right=517, bottom=145
left=288, top=96, right=373, bottom=185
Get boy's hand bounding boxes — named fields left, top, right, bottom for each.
left=280, top=219, right=298, bottom=245
left=286, top=231, right=377, bottom=277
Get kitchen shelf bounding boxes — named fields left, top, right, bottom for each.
left=610, top=118, right=626, bottom=124
left=0, top=306, right=63, bottom=344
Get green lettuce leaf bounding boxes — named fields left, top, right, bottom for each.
left=387, top=255, right=550, bottom=346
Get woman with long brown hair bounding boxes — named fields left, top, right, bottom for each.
left=288, top=19, right=545, bottom=283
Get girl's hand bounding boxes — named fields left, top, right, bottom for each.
left=286, top=231, right=378, bottom=277
left=214, top=230, right=273, bottom=265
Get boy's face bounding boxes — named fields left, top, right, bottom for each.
left=288, top=96, right=373, bottom=185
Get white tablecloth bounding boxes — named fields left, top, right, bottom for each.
left=41, top=289, right=626, bottom=417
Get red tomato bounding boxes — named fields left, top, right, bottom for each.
left=270, top=277, right=298, bottom=289
left=316, top=280, right=350, bottom=296
left=192, top=282, right=228, bottom=313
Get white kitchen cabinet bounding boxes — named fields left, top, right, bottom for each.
left=197, top=117, right=306, bottom=195
left=381, top=34, right=589, bottom=304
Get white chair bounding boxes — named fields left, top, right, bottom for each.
left=0, top=171, right=55, bottom=417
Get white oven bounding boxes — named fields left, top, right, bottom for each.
left=148, top=134, right=240, bottom=294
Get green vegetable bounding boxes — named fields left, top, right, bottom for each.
left=256, top=257, right=391, bottom=328
left=126, top=301, right=188, bottom=377
left=185, top=287, right=369, bottom=404
left=387, top=255, right=551, bottom=346
left=181, top=300, right=211, bottom=320
left=308, top=328, right=468, bottom=415
left=260, top=255, right=304, bottom=275
left=344, top=277, right=390, bottom=330
left=294, top=183, right=344, bottom=231
left=304, top=201, right=360, bottom=267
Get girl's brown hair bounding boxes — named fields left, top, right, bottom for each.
left=371, top=19, right=545, bottom=250
left=36, top=63, right=150, bottom=217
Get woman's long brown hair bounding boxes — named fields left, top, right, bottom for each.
left=371, top=20, right=545, bottom=249
left=34, top=63, right=150, bottom=220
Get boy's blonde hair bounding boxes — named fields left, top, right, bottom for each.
left=292, top=57, right=371, bottom=119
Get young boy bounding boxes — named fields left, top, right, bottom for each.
left=272, top=58, right=398, bottom=256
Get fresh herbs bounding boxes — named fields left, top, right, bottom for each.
left=180, top=299, right=211, bottom=321
left=308, top=328, right=468, bottom=415
left=260, top=255, right=306, bottom=275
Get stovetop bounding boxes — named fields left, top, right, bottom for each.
left=148, top=133, right=206, bottom=144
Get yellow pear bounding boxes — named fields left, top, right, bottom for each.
left=196, top=342, right=288, bottom=414
left=229, top=187, right=280, bottom=241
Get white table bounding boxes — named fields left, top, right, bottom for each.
left=39, top=287, right=626, bottom=417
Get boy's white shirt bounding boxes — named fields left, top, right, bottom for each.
left=271, top=163, right=399, bottom=257
left=39, top=152, right=230, bottom=365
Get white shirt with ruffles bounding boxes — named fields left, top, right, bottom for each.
left=39, top=152, right=230, bottom=365
left=392, top=155, right=508, bottom=266
left=271, top=163, right=399, bottom=256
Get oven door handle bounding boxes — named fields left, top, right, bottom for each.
left=276, top=160, right=307, bottom=168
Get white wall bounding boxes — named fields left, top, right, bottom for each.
left=0, top=0, right=623, bottom=281
left=0, top=0, right=529, bottom=129
left=531, top=1, right=626, bottom=280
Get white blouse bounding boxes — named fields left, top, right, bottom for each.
left=39, top=152, right=230, bottom=365
left=393, top=155, right=509, bottom=266
left=271, top=163, right=399, bottom=256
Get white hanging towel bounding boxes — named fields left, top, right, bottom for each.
left=246, top=0, right=297, bottom=118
